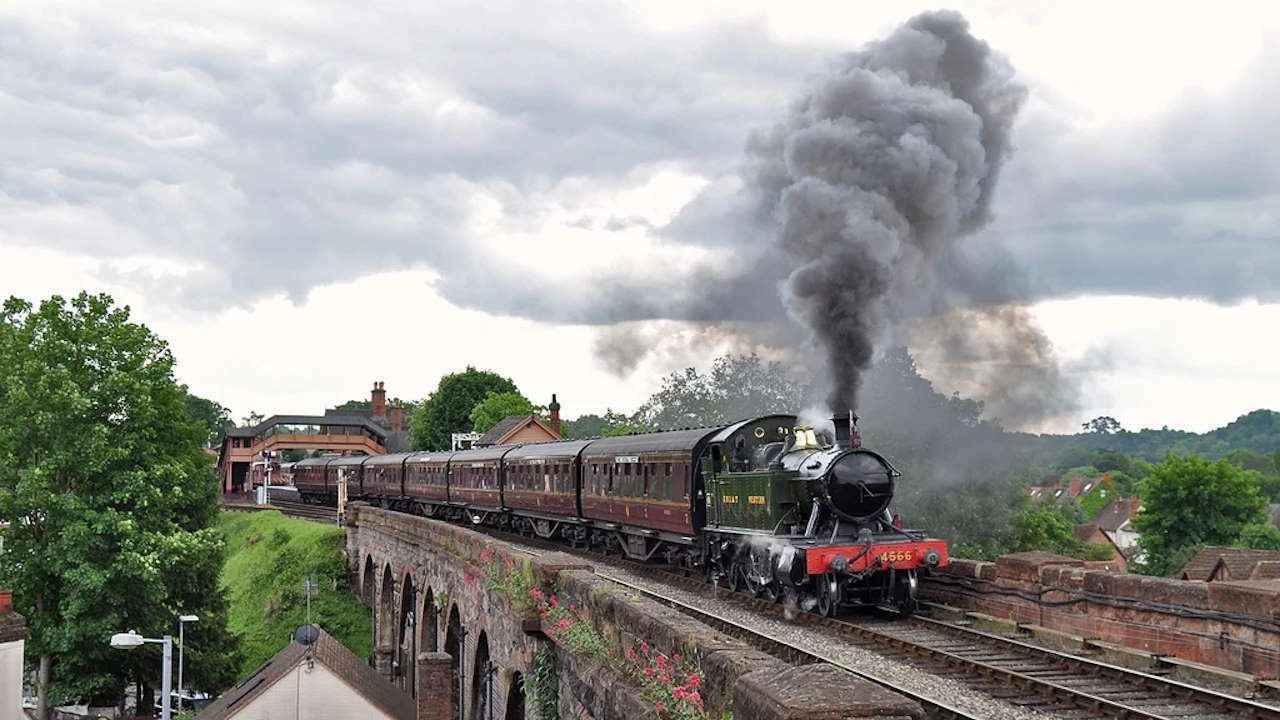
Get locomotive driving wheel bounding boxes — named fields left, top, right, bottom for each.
left=815, top=573, right=840, bottom=617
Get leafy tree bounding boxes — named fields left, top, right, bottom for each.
left=410, top=367, right=517, bottom=450
left=1236, top=523, right=1280, bottom=551
left=562, top=410, right=639, bottom=439
left=240, top=410, right=264, bottom=428
left=0, top=293, right=239, bottom=714
left=184, top=394, right=233, bottom=446
left=1134, top=454, right=1268, bottom=575
left=1082, top=416, right=1122, bottom=434
left=635, top=353, right=812, bottom=429
left=469, top=391, right=546, bottom=433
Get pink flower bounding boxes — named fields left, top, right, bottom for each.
left=687, top=691, right=702, bottom=707
left=549, top=594, right=559, bottom=607
left=644, top=666, right=656, bottom=679
left=640, top=641, right=649, bottom=653
left=557, top=618, right=572, bottom=630
left=656, top=654, right=667, bottom=668
left=626, top=647, right=638, bottom=663
left=479, top=549, right=492, bottom=563
left=686, top=672, right=701, bottom=689
left=529, top=588, right=544, bottom=601
left=672, top=688, right=686, bottom=701
left=655, top=700, right=665, bottom=714
left=672, top=653, right=681, bottom=663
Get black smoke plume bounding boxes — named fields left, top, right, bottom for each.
left=749, top=10, right=1030, bottom=413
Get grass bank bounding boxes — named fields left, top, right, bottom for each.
left=219, top=510, right=372, bottom=676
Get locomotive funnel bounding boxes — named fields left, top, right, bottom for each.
left=831, top=412, right=859, bottom=448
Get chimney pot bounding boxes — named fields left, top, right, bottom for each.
left=0, top=590, right=11, bottom=615
left=549, top=394, right=561, bottom=436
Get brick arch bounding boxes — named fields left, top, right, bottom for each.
left=503, top=670, right=525, bottom=720
left=361, top=554, right=376, bottom=606
left=419, top=585, right=438, bottom=653
left=471, top=630, right=492, bottom=720
left=378, top=563, right=396, bottom=650
left=398, top=569, right=418, bottom=696
left=444, top=603, right=465, bottom=719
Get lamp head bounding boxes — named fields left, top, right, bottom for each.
left=179, top=614, right=200, bottom=623
left=110, top=630, right=145, bottom=650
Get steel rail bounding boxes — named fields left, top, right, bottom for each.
left=590, top=568, right=985, bottom=720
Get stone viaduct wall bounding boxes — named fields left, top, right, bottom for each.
left=921, top=552, right=1280, bottom=681
left=345, top=502, right=924, bottom=719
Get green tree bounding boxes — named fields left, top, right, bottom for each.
left=1134, top=454, right=1268, bottom=575
left=1235, top=522, right=1280, bottom=550
left=184, top=393, right=233, bottom=446
left=469, top=391, right=546, bottom=433
left=240, top=410, right=264, bottom=427
left=410, top=367, right=517, bottom=450
left=635, top=353, right=811, bottom=429
left=1082, top=416, right=1122, bottom=434
left=561, top=410, right=639, bottom=439
left=0, top=293, right=239, bottom=714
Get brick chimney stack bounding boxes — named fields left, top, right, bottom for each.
left=549, top=393, right=561, bottom=436
left=391, top=399, right=403, bottom=433
left=1129, top=495, right=1141, bottom=521
left=1069, top=475, right=1081, bottom=497
left=371, top=381, right=387, bottom=419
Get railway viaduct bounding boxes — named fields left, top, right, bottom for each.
left=343, top=502, right=925, bottom=720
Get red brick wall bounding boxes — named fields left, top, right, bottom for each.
left=921, top=552, right=1280, bottom=679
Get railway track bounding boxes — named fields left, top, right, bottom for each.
left=223, top=489, right=337, bottom=524
left=495, top=528, right=1280, bottom=720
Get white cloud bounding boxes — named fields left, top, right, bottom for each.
left=3, top=1, right=1280, bottom=431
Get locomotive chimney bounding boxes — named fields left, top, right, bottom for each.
left=831, top=411, right=860, bottom=448
left=391, top=398, right=403, bottom=433
left=371, top=381, right=387, bottom=419
left=549, top=393, right=561, bottom=436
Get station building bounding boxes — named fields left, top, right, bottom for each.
left=217, top=382, right=411, bottom=495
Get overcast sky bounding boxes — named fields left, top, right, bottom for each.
left=3, top=1, right=1278, bottom=434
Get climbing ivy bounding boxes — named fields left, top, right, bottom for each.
left=528, top=646, right=560, bottom=720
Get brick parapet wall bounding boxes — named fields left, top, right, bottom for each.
left=347, top=503, right=924, bottom=719
left=923, top=552, right=1280, bottom=679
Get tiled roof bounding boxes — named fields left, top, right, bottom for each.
left=196, top=626, right=414, bottom=720
left=1177, top=546, right=1280, bottom=581
left=1094, top=498, right=1138, bottom=532
left=476, top=415, right=528, bottom=446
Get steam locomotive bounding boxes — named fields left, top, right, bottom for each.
left=294, top=414, right=947, bottom=616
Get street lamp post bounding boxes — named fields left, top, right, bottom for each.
left=110, top=630, right=173, bottom=720
left=177, top=614, right=199, bottom=712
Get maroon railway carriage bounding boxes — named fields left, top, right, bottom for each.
left=363, top=452, right=411, bottom=503
left=445, top=446, right=512, bottom=516
left=404, top=450, right=453, bottom=512
left=326, top=455, right=370, bottom=501
left=579, top=428, right=713, bottom=542
left=293, top=456, right=332, bottom=504
left=501, top=439, right=591, bottom=534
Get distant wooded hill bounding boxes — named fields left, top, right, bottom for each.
left=1030, top=410, right=1280, bottom=461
